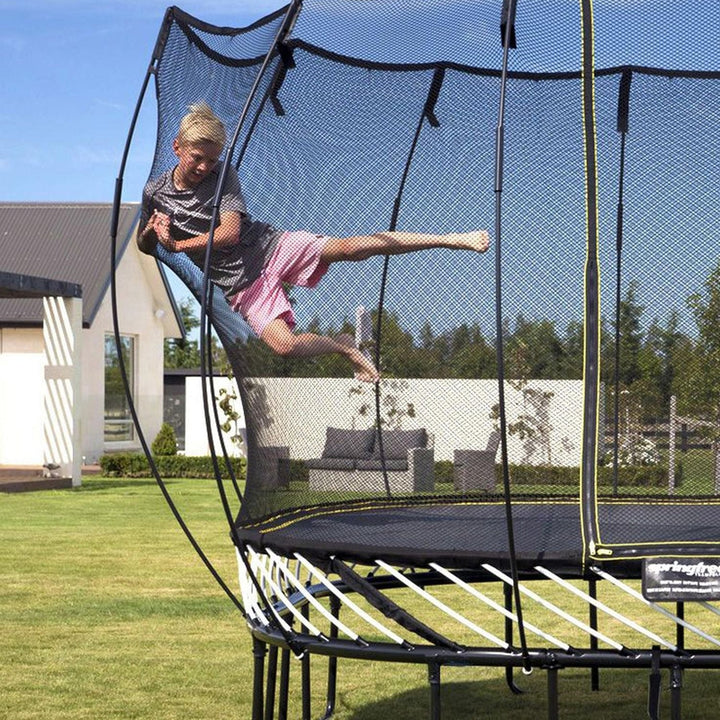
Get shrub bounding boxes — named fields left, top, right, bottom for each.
left=99, top=452, right=246, bottom=480
left=152, top=423, right=178, bottom=456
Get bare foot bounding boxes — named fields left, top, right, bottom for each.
left=336, top=333, right=380, bottom=383
left=448, top=230, right=490, bottom=253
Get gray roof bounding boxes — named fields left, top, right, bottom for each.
left=0, top=202, right=142, bottom=327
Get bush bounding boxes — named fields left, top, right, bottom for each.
left=151, top=423, right=178, bottom=456
left=99, top=452, right=246, bottom=480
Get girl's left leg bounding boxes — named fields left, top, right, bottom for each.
left=320, top=229, right=490, bottom=264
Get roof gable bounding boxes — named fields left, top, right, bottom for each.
left=0, top=202, right=139, bottom=327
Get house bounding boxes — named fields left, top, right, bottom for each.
left=0, top=202, right=183, bottom=481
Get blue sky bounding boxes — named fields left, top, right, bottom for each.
left=1, top=0, right=284, bottom=204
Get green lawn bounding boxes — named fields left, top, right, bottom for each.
left=3, top=476, right=720, bottom=719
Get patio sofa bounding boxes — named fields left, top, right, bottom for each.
left=307, top=426, right=434, bottom=493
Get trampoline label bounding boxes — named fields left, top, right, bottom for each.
left=642, top=558, right=720, bottom=601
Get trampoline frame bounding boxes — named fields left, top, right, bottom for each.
left=238, top=544, right=720, bottom=720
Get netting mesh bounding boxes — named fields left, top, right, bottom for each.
left=144, top=0, right=720, bottom=567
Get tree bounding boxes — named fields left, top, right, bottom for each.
left=605, top=280, right=644, bottom=388
left=164, top=297, right=201, bottom=368
left=676, top=261, right=720, bottom=490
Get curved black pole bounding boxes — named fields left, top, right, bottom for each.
left=195, top=0, right=308, bottom=653
left=373, top=66, right=447, bottom=498
left=198, top=1, right=304, bottom=534
left=612, top=69, right=632, bottom=496
left=109, top=7, right=245, bottom=615
left=494, top=0, right=532, bottom=674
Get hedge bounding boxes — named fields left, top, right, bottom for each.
left=100, top=452, right=246, bottom=480
left=100, top=453, right=666, bottom=489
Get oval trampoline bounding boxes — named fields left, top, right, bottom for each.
left=110, top=1, right=720, bottom=718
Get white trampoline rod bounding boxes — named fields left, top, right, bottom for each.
left=537, top=566, right=675, bottom=649
left=295, top=553, right=406, bottom=645
left=429, top=562, right=570, bottom=650
left=375, top=560, right=507, bottom=648
left=592, top=567, right=720, bottom=648
left=266, top=549, right=359, bottom=641
left=481, top=563, right=624, bottom=651
left=248, top=549, right=305, bottom=634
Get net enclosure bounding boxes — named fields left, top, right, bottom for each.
left=113, top=0, right=720, bottom=717
left=142, top=0, right=720, bottom=570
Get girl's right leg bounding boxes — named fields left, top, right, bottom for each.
left=260, top=318, right=380, bottom=383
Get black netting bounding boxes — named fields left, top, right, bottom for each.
left=140, top=0, right=720, bottom=569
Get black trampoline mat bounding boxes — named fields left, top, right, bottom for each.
left=236, top=498, right=720, bottom=573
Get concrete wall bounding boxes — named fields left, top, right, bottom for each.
left=182, top=376, right=584, bottom=467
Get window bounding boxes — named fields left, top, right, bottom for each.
left=104, top=334, right=135, bottom=442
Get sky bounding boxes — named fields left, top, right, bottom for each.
left=0, top=0, right=284, bottom=205
left=2, top=0, right=715, bottom=339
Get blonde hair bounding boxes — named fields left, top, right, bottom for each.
left=176, top=102, right=227, bottom=148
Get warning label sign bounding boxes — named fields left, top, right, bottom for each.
left=642, top=558, right=720, bottom=601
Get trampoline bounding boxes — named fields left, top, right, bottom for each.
left=110, top=1, right=720, bottom=718
left=235, top=496, right=720, bottom=573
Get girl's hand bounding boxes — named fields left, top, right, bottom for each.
left=152, top=211, right=177, bottom=251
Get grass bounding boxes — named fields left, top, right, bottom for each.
left=3, top=476, right=720, bottom=719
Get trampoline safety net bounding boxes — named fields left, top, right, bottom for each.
left=143, top=0, right=720, bottom=571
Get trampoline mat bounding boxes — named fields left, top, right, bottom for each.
left=235, top=497, right=720, bottom=575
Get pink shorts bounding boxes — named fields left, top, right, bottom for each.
left=230, top=230, right=329, bottom=336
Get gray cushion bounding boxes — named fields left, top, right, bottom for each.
left=372, top=429, right=427, bottom=460
left=355, top=458, right=409, bottom=472
left=321, top=427, right=375, bottom=460
left=306, top=457, right=356, bottom=471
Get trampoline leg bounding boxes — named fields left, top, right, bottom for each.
left=588, top=578, right=599, bottom=691
left=428, top=662, right=442, bottom=720
left=301, top=605, right=311, bottom=720
left=265, top=644, right=278, bottom=720
left=504, top=583, right=523, bottom=694
left=252, top=637, right=267, bottom=720
left=648, top=646, right=661, bottom=720
left=278, top=647, right=291, bottom=720
left=546, top=666, right=559, bottom=720
left=319, top=596, right=340, bottom=720
left=670, top=664, right=683, bottom=720
left=675, top=602, right=685, bottom=650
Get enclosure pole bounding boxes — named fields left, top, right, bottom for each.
left=109, top=6, right=246, bottom=614
left=611, top=69, right=633, bottom=496
left=504, top=583, right=524, bottom=694
left=669, top=395, right=677, bottom=493
left=494, top=0, right=532, bottom=674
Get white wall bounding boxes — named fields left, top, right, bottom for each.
left=83, top=245, right=170, bottom=463
left=0, top=241, right=175, bottom=468
left=183, top=376, right=584, bottom=466
left=184, top=375, right=246, bottom=457
left=0, top=329, right=45, bottom=465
